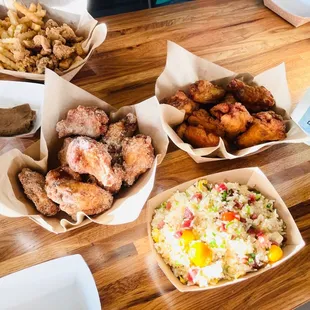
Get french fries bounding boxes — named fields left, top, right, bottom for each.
left=0, top=1, right=86, bottom=74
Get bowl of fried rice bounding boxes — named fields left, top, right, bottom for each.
left=147, top=167, right=304, bottom=292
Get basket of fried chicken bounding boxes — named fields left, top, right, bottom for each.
left=156, top=42, right=309, bottom=163
left=0, top=1, right=107, bottom=81
left=0, top=70, right=168, bottom=233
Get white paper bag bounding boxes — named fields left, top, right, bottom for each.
left=0, top=69, right=169, bottom=233
left=0, top=0, right=107, bottom=81
left=155, top=41, right=309, bottom=163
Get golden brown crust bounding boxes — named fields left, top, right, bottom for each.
left=227, top=79, right=275, bottom=112
left=188, top=109, right=225, bottom=137
left=122, top=134, right=155, bottom=186
left=189, top=80, right=226, bottom=104
left=236, top=111, right=286, bottom=148
left=176, top=122, right=188, bottom=139
left=18, top=168, right=59, bottom=216
left=183, top=125, right=220, bottom=148
left=45, top=167, right=113, bottom=220
left=210, top=102, right=253, bottom=139
left=161, top=90, right=199, bottom=118
left=58, top=137, right=74, bottom=166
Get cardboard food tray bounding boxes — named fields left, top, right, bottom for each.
left=0, top=69, right=169, bottom=233
left=155, top=41, right=309, bottom=163
left=147, top=167, right=305, bottom=292
left=0, top=0, right=107, bottom=81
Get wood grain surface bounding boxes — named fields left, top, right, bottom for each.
left=0, top=0, right=310, bottom=309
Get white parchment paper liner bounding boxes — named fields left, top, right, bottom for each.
left=155, top=41, right=309, bottom=163
left=147, top=167, right=305, bottom=292
left=0, top=69, right=169, bottom=233
left=0, top=0, right=107, bottom=81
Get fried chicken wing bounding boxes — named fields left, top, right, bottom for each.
left=189, top=80, right=226, bottom=104
left=18, top=168, right=59, bottom=216
left=188, top=109, right=225, bottom=137
left=227, top=79, right=275, bottom=112
left=56, top=105, right=109, bottom=139
left=45, top=167, right=113, bottom=219
left=236, top=111, right=286, bottom=148
left=58, top=137, right=74, bottom=166
left=222, top=93, right=237, bottom=104
left=122, top=134, right=155, bottom=186
left=182, top=124, right=220, bottom=148
left=210, top=102, right=253, bottom=139
left=161, top=90, right=199, bottom=119
left=176, top=122, right=187, bottom=139
left=67, top=136, right=123, bottom=193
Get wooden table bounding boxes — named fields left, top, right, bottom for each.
left=0, top=0, right=309, bottom=309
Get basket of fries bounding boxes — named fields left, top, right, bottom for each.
left=0, top=0, right=107, bottom=81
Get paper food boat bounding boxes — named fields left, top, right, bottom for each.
left=264, top=0, right=310, bottom=27
left=155, top=41, right=309, bottom=163
left=147, top=167, right=305, bottom=292
left=0, top=0, right=107, bottom=81
left=0, top=69, right=169, bottom=233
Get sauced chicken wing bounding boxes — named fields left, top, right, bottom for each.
left=236, top=111, right=286, bottom=148
left=227, top=79, right=275, bottom=112
left=189, top=80, right=226, bottom=104
left=210, top=102, right=253, bottom=139
left=58, top=137, right=74, bottom=166
left=181, top=124, right=220, bottom=148
left=18, top=168, right=59, bottom=216
left=56, top=105, right=109, bottom=139
left=45, top=166, right=113, bottom=219
left=222, top=93, right=237, bottom=104
left=66, top=136, right=123, bottom=193
left=176, top=122, right=188, bottom=140
left=188, top=109, right=225, bottom=137
left=122, top=135, right=155, bottom=186
left=161, top=90, right=199, bottom=119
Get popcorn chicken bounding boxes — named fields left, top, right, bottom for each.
left=45, top=19, right=59, bottom=29
left=33, top=34, right=51, bottom=54
left=53, top=40, right=74, bottom=60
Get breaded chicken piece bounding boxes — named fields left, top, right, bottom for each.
left=46, top=27, right=66, bottom=44
left=67, top=136, right=123, bottom=193
left=210, top=102, right=253, bottom=139
left=33, top=35, right=51, bottom=55
left=222, top=93, right=237, bottom=104
left=122, top=134, right=155, bottom=186
left=45, top=167, right=113, bottom=219
left=103, top=113, right=137, bottom=148
left=176, top=122, right=188, bottom=139
left=161, top=90, right=199, bottom=119
left=60, top=24, right=83, bottom=42
left=236, top=111, right=286, bottom=148
left=36, top=56, right=55, bottom=74
left=58, top=137, right=74, bottom=166
left=56, top=105, right=109, bottom=139
left=182, top=124, right=220, bottom=148
left=18, top=168, right=59, bottom=216
left=188, top=109, right=225, bottom=137
left=102, top=113, right=137, bottom=165
left=53, top=40, right=75, bottom=60
left=189, top=80, right=226, bottom=104
left=227, top=79, right=275, bottom=112
left=45, top=19, right=59, bottom=29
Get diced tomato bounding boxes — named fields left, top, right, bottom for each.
left=251, top=213, right=258, bottom=220
left=216, top=183, right=227, bottom=192
left=192, top=192, right=202, bottom=201
left=182, top=218, right=193, bottom=228
left=157, top=220, right=165, bottom=229
left=247, top=227, right=257, bottom=235
left=234, top=201, right=243, bottom=209
left=248, top=194, right=256, bottom=204
left=220, top=223, right=226, bottom=232
left=166, top=201, right=172, bottom=211
left=184, top=207, right=194, bottom=220
left=241, top=257, right=248, bottom=264
left=221, top=211, right=238, bottom=222
left=174, top=231, right=183, bottom=239
left=240, top=217, right=246, bottom=223
left=187, top=268, right=198, bottom=283
left=256, top=230, right=264, bottom=237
